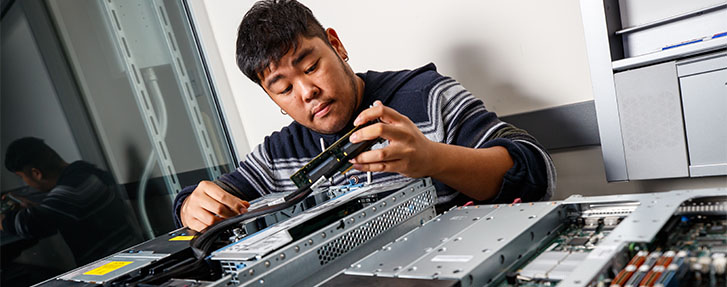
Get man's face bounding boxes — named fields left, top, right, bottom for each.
left=259, top=31, right=360, bottom=134
left=15, top=171, right=43, bottom=191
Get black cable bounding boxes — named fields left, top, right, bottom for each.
left=134, top=131, right=381, bottom=285
left=134, top=183, right=314, bottom=285
left=191, top=182, right=314, bottom=256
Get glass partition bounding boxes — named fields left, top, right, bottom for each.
left=1, top=1, right=235, bottom=285
left=45, top=0, right=235, bottom=237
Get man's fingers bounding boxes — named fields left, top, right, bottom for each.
left=352, top=160, right=404, bottom=173
left=352, top=102, right=383, bottom=126
left=352, top=162, right=387, bottom=172
left=186, top=216, right=212, bottom=232
left=180, top=180, right=251, bottom=231
left=200, top=181, right=249, bottom=213
left=351, top=146, right=405, bottom=171
left=198, top=196, right=240, bottom=218
left=194, top=208, right=223, bottom=227
left=182, top=195, right=219, bottom=224
left=207, top=189, right=249, bottom=214
left=352, top=148, right=401, bottom=164
left=353, top=102, right=404, bottom=126
left=192, top=186, right=244, bottom=218
left=351, top=123, right=385, bottom=143
left=181, top=196, right=220, bottom=228
left=351, top=122, right=411, bottom=144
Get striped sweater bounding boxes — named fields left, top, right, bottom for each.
left=173, top=63, right=555, bottom=226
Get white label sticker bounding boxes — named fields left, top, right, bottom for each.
left=224, top=230, right=293, bottom=260
left=431, top=255, right=473, bottom=262
left=235, top=230, right=293, bottom=257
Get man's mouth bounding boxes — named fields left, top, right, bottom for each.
left=312, top=102, right=331, bottom=118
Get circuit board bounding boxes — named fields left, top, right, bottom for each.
left=600, top=197, right=727, bottom=287
left=496, top=216, right=623, bottom=286
left=289, top=123, right=380, bottom=188
left=663, top=216, right=727, bottom=253
left=493, top=198, right=727, bottom=287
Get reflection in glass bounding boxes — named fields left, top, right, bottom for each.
left=3, top=137, right=144, bottom=266
left=1, top=0, right=235, bottom=285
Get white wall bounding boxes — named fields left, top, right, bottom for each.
left=192, top=0, right=727, bottom=197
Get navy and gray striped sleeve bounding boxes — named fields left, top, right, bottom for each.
left=428, top=77, right=556, bottom=202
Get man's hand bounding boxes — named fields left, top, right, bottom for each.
left=349, top=101, right=436, bottom=178
left=349, top=101, right=514, bottom=201
left=180, top=181, right=250, bottom=232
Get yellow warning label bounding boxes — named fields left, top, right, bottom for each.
left=169, top=235, right=194, bottom=241
left=83, top=261, right=133, bottom=276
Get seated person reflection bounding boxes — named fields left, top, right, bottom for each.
left=174, top=0, right=556, bottom=232
left=2, top=137, right=143, bottom=266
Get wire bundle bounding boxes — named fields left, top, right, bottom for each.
left=135, top=182, right=315, bottom=285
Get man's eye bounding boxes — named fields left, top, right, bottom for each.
left=305, top=61, right=318, bottom=74
left=280, top=85, right=292, bottom=94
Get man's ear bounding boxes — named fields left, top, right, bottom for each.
left=30, top=168, right=43, bottom=181
left=325, top=28, right=348, bottom=60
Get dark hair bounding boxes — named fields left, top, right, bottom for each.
left=236, top=0, right=328, bottom=85
left=5, top=137, right=66, bottom=176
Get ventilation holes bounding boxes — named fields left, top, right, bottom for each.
left=316, top=191, right=433, bottom=265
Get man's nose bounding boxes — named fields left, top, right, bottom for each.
left=297, top=78, right=320, bottom=102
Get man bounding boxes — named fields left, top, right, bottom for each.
left=175, top=0, right=555, bottom=232
left=2, top=137, right=143, bottom=266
